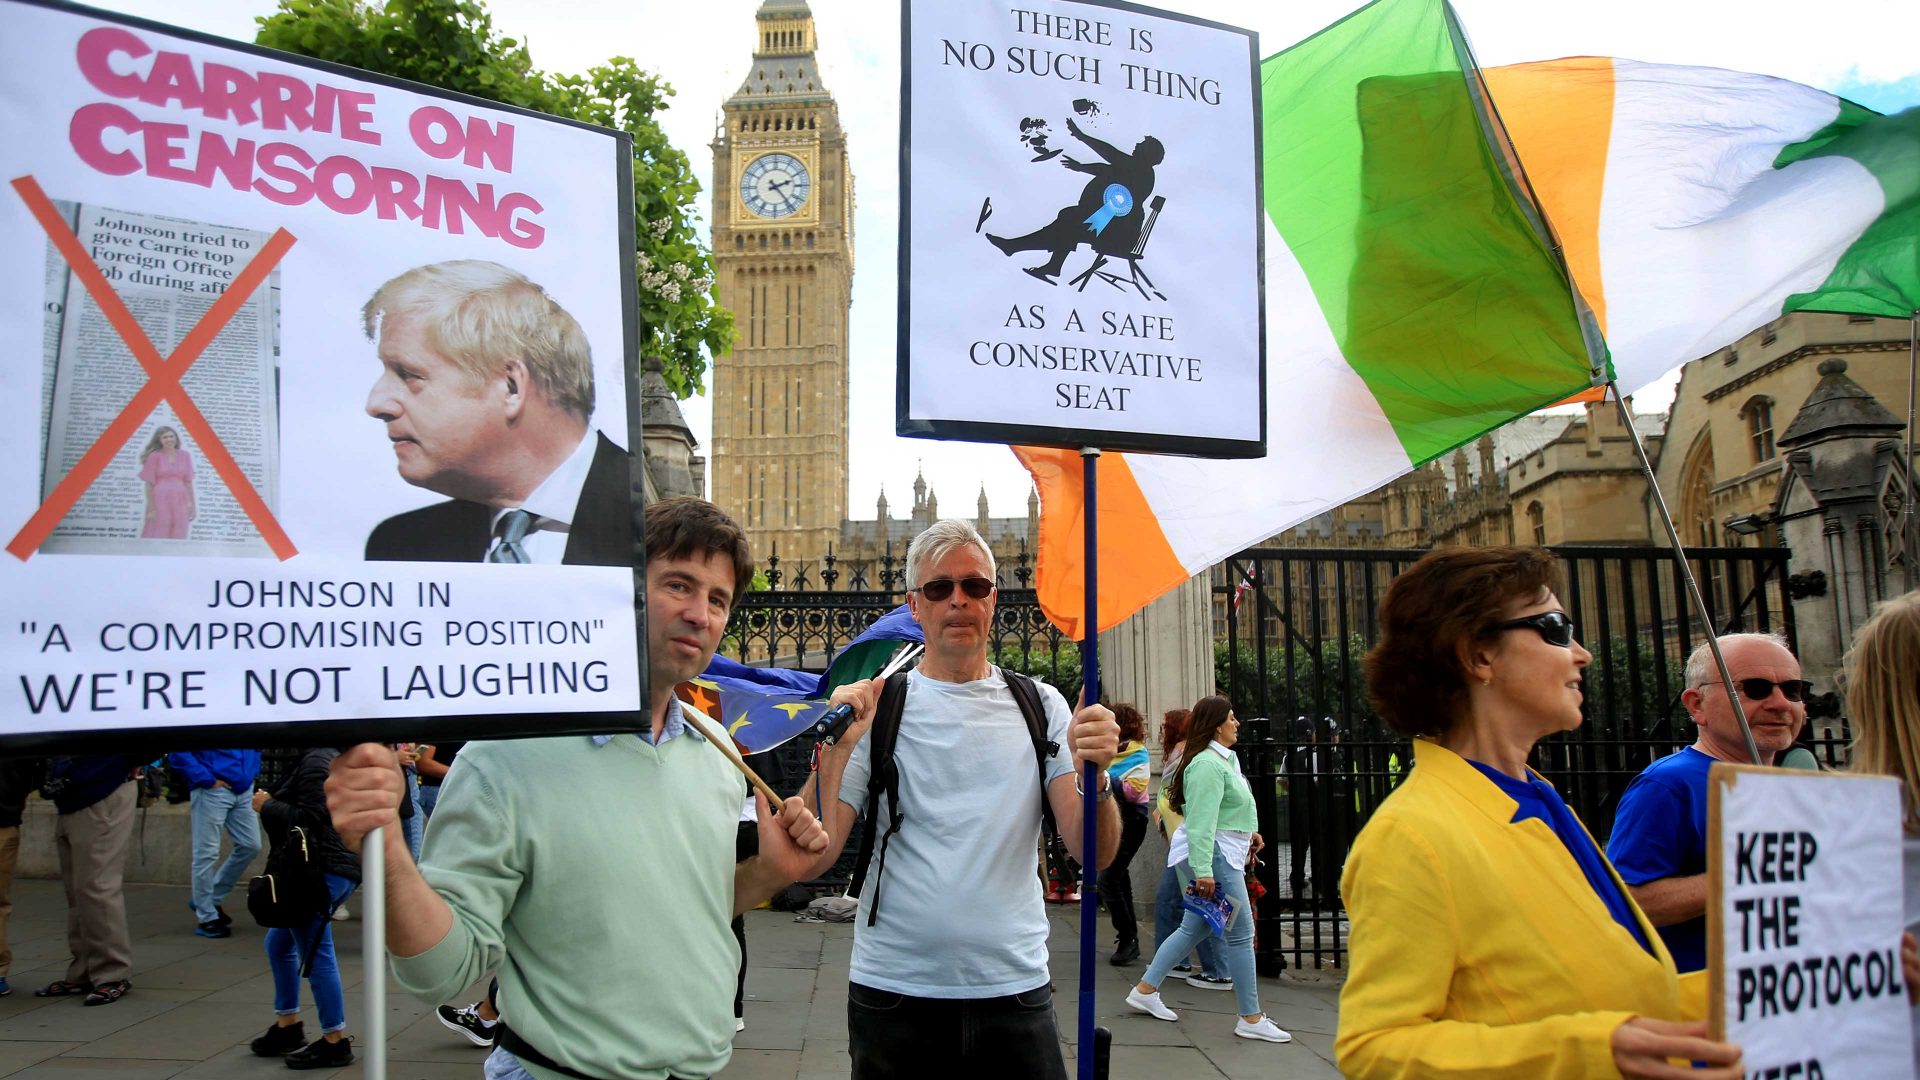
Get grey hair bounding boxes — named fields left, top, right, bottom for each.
left=905, top=519, right=995, bottom=589
left=1684, top=631, right=1791, bottom=689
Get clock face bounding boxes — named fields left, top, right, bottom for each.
left=740, top=153, right=811, bottom=219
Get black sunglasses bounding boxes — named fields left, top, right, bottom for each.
left=915, top=577, right=995, bottom=602
left=1488, top=611, right=1576, bottom=647
left=1694, top=677, right=1814, bottom=703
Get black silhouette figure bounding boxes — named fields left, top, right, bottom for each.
left=987, top=117, right=1163, bottom=284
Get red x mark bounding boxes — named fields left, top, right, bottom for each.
left=8, top=176, right=298, bottom=561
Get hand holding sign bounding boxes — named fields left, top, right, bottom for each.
left=1609, top=1018, right=1741, bottom=1079
left=325, top=742, right=407, bottom=855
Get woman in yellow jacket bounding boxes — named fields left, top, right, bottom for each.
left=1336, top=546, right=1743, bottom=1079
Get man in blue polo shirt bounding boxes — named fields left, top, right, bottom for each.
left=1606, top=633, right=1809, bottom=971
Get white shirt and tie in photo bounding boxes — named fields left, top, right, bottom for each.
left=484, top=433, right=599, bottom=564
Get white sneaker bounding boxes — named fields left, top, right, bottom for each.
left=1235, top=1016, right=1292, bottom=1043
left=1125, top=988, right=1178, bottom=1022
left=734, top=1017, right=745, bottom=1032
left=331, top=904, right=349, bottom=922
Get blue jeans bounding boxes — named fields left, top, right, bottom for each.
left=419, top=782, right=440, bottom=822
left=1152, top=860, right=1224, bottom=978
left=1143, top=845, right=1261, bottom=1019
left=266, top=873, right=355, bottom=1033
left=401, top=769, right=424, bottom=861
left=189, top=785, right=260, bottom=923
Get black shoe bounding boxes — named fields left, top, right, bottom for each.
left=194, top=919, right=230, bottom=939
left=213, top=905, right=233, bottom=928
left=435, top=1002, right=499, bottom=1047
left=285, top=1035, right=353, bottom=1070
left=1108, top=939, right=1140, bottom=966
left=252, top=1022, right=306, bottom=1057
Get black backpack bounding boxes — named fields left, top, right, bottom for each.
left=248, top=824, right=329, bottom=929
left=847, top=668, right=1059, bottom=926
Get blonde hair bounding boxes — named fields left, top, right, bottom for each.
left=362, top=261, right=594, bottom=419
left=1844, top=591, right=1920, bottom=833
left=141, top=425, right=180, bottom=461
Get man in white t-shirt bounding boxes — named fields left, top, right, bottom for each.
left=802, top=519, right=1122, bottom=1079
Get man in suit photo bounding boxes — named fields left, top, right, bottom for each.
left=360, top=260, right=631, bottom=565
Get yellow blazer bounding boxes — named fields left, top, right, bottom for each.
left=1335, top=739, right=1703, bottom=1079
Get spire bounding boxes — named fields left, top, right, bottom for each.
left=731, top=0, right=828, bottom=104
left=912, top=463, right=927, bottom=507
left=876, top=485, right=889, bottom=520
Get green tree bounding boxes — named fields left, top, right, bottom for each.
left=255, top=0, right=731, bottom=395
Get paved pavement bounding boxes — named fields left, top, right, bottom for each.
left=0, top=879, right=1343, bottom=1078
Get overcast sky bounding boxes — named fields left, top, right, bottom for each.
left=83, top=0, right=1920, bottom=518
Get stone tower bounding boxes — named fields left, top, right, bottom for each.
left=709, top=0, right=853, bottom=561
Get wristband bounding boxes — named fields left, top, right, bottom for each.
left=1074, top=774, right=1114, bottom=801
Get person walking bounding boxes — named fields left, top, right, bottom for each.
left=249, top=748, right=360, bottom=1070
left=166, top=747, right=262, bottom=938
left=1150, top=708, right=1227, bottom=986
left=1127, top=696, right=1289, bottom=1043
left=1103, top=703, right=1152, bottom=965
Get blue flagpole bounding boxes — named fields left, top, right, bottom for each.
left=1077, top=447, right=1106, bottom=1080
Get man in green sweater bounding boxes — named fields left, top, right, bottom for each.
left=326, top=497, right=830, bottom=1080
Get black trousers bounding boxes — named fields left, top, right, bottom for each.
left=732, top=819, right=758, bottom=1018
left=1100, top=804, right=1149, bottom=945
left=848, top=982, right=1067, bottom=1080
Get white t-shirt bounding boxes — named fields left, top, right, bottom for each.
left=839, top=666, right=1074, bottom=997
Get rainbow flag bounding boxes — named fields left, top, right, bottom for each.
left=1019, top=0, right=1917, bottom=637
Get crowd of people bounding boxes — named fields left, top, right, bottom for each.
left=5, top=517, right=1920, bottom=1078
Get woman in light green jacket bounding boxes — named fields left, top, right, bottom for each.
left=1125, top=696, right=1288, bottom=1043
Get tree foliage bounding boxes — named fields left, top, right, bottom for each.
left=255, top=0, right=731, bottom=396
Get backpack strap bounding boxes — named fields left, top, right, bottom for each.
left=1002, top=670, right=1062, bottom=835
left=846, top=671, right=911, bottom=925
left=850, top=667, right=1066, bottom=926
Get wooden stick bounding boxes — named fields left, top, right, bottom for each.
left=679, top=705, right=785, bottom=810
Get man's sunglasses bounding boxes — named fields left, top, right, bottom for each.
left=1488, top=611, right=1576, bottom=647
left=915, top=577, right=996, bottom=602
left=1694, top=678, right=1814, bottom=703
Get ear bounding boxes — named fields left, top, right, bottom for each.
left=498, top=357, right=529, bottom=420
left=1679, top=686, right=1706, bottom=719
left=1455, top=634, right=1497, bottom=688
left=905, top=590, right=924, bottom=625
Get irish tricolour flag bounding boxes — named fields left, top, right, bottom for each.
left=1018, top=0, right=1918, bottom=637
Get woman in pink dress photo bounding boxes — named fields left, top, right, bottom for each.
left=138, top=426, right=195, bottom=539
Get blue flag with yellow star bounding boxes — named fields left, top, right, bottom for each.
left=676, top=662, right=833, bottom=754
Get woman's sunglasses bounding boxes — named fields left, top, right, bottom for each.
left=915, top=577, right=996, bottom=602
left=1488, top=611, right=1576, bottom=647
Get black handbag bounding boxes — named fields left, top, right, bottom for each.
left=247, top=824, right=329, bottom=929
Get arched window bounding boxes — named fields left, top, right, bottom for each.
left=1528, top=501, right=1545, bottom=546
left=1742, top=396, right=1776, bottom=464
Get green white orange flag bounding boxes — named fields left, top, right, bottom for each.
left=1017, top=0, right=1920, bottom=639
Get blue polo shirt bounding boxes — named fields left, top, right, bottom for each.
left=1606, top=746, right=1715, bottom=972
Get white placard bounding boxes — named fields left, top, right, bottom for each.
left=0, top=2, right=644, bottom=748
left=899, top=0, right=1264, bottom=457
left=1709, top=765, right=1913, bottom=1078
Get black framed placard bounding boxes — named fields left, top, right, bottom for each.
left=897, top=0, right=1264, bottom=457
left=0, top=0, right=648, bottom=754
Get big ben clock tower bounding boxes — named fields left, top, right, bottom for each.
left=710, top=0, right=852, bottom=565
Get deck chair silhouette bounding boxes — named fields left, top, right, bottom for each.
left=1069, top=194, right=1167, bottom=302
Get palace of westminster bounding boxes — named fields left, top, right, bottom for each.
left=648, top=2, right=1914, bottom=597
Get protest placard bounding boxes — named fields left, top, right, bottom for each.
left=898, top=0, right=1263, bottom=456
left=0, top=0, right=646, bottom=751
left=1708, top=764, right=1913, bottom=1078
